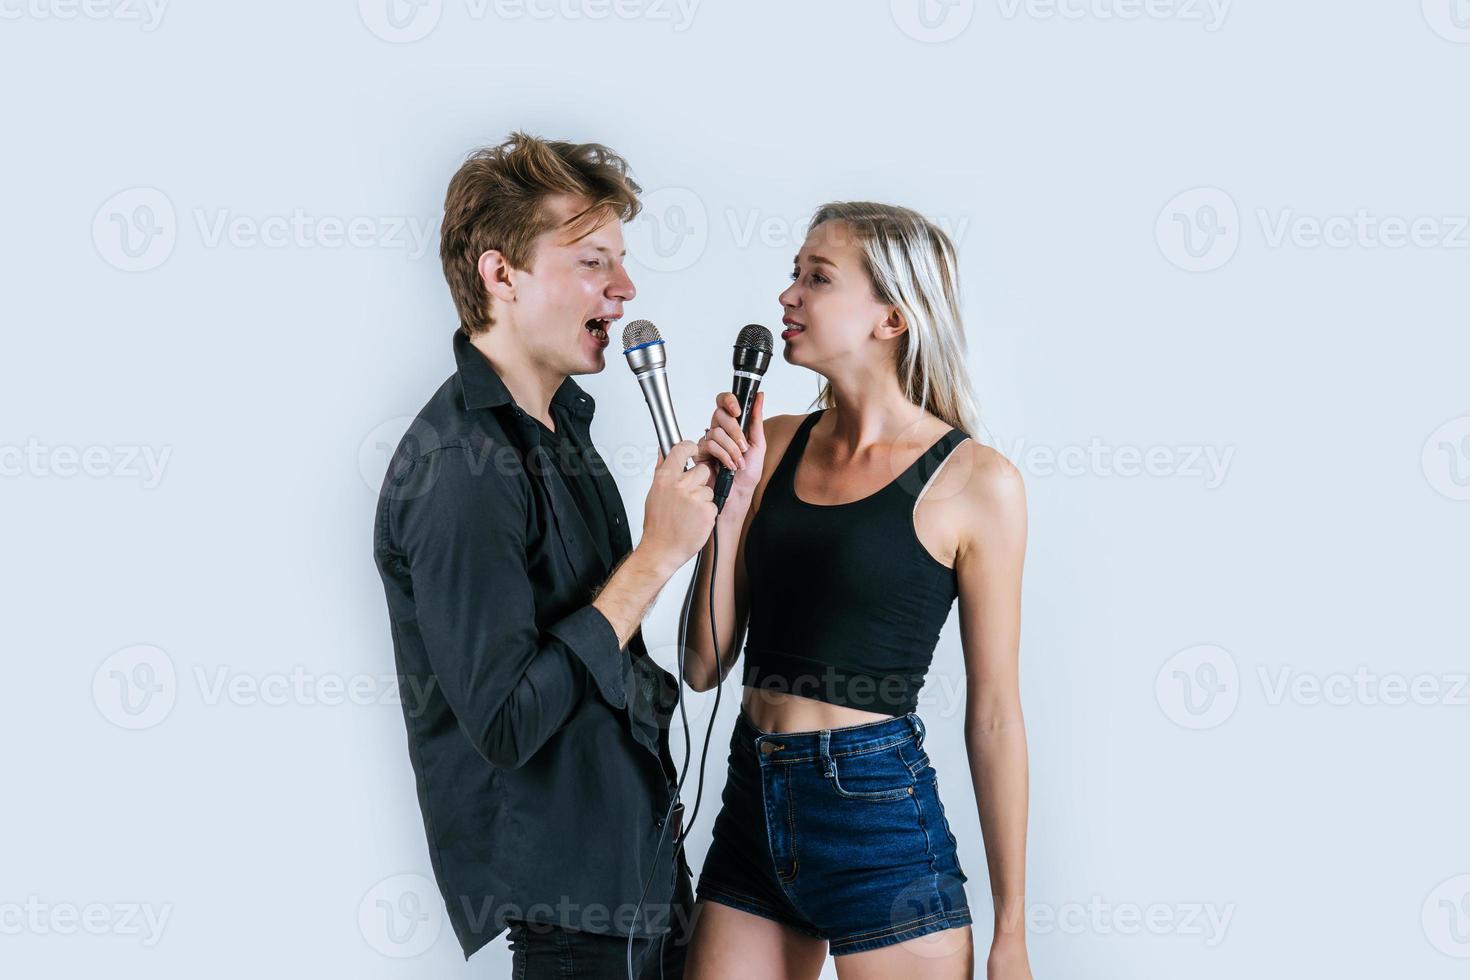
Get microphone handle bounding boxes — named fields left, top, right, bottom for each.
left=713, top=370, right=762, bottom=510
left=635, top=371, right=695, bottom=471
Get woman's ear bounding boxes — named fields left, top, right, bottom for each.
left=877, top=306, right=908, bottom=340
left=477, top=249, right=516, bottom=305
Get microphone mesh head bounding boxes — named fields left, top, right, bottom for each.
left=737, top=323, right=774, bottom=353
left=622, top=319, right=661, bottom=348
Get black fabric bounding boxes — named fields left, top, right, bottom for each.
left=506, top=871, right=694, bottom=978
left=532, top=413, right=613, bottom=579
left=741, top=409, right=971, bottom=716
left=373, top=330, right=689, bottom=959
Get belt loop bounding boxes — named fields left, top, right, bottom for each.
left=909, top=712, right=925, bottom=747
left=819, top=729, right=833, bottom=776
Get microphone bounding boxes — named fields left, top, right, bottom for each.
left=622, top=319, right=692, bottom=469
left=713, top=324, right=773, bottom=511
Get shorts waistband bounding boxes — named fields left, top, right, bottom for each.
left=734, top=707, right=926, bottom=762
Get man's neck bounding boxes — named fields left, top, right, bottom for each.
left=470, top=331, right=562, bottom=429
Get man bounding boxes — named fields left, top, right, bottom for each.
left=372, top=131, right=717, bottom=977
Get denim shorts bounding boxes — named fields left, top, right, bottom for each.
left=695, top=707, right=972, bottom=956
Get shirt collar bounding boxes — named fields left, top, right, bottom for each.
left=453, top=328, right=596, bottom=421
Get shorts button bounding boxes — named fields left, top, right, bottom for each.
left=759, top=742, right=779, bottom=755
left=908, top=786, right=914, bottom=794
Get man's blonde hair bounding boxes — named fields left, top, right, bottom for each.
left=440, top=131, right=642, bottom=336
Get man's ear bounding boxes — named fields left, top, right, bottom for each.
left=477, top=249, right=517, bottom=306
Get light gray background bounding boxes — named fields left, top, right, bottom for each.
left=3, top=1, right=1468, bottom=976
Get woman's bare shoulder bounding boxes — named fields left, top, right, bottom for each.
left=948, top=439, right=1027, bottom=555
left=927, top=439, right=1026, bottom=531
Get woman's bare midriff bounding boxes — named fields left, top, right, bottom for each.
left=739, top=685, right=896, bottom=734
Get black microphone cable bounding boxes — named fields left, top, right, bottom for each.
left=627, top=523, right=730, bottom=980
left=625, top=324, right=769, bottom=980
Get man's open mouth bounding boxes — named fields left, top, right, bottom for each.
left=584, top=317, right=612, bottom=342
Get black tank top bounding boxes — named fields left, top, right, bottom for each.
left=741, top=409, right=972, bottom=716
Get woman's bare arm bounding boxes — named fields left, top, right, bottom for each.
left=952, top=443, right=1032, bottom=978
left=681, top=403, right=807, bottom=692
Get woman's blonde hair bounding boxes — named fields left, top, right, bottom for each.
left=807, top=202, right=980, bottom=436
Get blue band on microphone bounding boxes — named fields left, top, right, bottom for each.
left=621, top=338, right=665, bottom=354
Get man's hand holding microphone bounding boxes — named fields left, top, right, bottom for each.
left=593, top=320, right=773, bottom=664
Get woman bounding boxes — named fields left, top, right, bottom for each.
left=682, top=202, right=1031, bottom=980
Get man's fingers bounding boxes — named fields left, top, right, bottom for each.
left=680, top=460, right=713, bottom=485
left=663, top=439, right=699, bottom=472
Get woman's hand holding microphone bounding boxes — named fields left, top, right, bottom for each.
left=693, top=390, right=766, bottom=518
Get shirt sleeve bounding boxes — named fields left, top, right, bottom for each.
left=388, top=444, right=632, bottom=769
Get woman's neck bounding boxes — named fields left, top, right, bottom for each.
left=821, top=375, right=929, bottom=453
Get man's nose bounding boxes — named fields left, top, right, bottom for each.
left=609, top=263, right=636, bottom=302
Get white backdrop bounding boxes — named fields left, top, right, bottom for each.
left=3, top=1, right=1468, bottom=977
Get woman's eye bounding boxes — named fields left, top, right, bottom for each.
left=811, top=273, right=828, bottom=285
left=583, top=258, right=604, bottom=268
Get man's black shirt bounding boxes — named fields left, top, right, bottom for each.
left=532, top=413, right=612, bottom=580
left=372, top=330, right=688, bottom=959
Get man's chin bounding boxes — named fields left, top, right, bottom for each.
left=565, top=347, right=607, bottom=376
